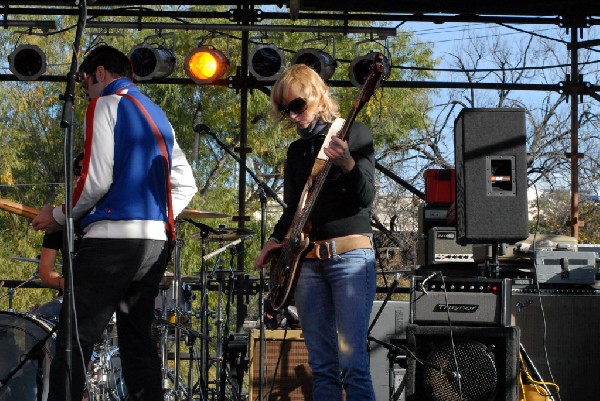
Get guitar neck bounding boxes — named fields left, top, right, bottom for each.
left=0, top=198, right=40, bottom=220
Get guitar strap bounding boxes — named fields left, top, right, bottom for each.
left=311, top=117, right=345, bottom=176
left=117, top=93, right=176, bottom=243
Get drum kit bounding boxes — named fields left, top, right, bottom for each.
left=0, top=207, right=255, bottom=401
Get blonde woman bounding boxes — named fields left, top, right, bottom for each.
left=256, top=64, right=377, bottom=401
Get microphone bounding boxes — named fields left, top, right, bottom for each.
left=193, top=102, right=209, bottom=133
left=367, top=336, right=459, bottom=381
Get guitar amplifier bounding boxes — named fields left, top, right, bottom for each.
left=411, top=276, right=512, bottom=327
left=248, top=329, right=312, bottom=401
left=427, top=227, right=474, bottom=265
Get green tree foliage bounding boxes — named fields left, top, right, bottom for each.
left=531, top=189, right=600, bottom=244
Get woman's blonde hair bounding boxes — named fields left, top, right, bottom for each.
left=270, top=64, right=339, bottom=126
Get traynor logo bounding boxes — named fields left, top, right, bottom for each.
left=433, top=304, right=479, bottom=313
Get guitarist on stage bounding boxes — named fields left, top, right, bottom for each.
left=255, top=64, right=377, bottom=401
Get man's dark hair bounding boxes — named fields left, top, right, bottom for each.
left=79, top=45, right=133, bottom=80
left=73, top=152, right=84, bottom=176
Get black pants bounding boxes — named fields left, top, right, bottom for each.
left=48, top=238, right=169, bottom=401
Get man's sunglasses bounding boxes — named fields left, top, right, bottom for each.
left=278, top=97, right=308, bottom=117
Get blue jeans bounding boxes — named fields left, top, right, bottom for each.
left=294, top=248, right=376, bottom=401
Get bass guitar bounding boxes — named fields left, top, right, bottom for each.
left=267, top=53, right=385, bottom=311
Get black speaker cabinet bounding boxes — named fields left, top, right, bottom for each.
left=454, top=108, right=528, bottom=245
left=405, top=324, right=520, bottom=401
left=512, top=289, right=600, bottom=401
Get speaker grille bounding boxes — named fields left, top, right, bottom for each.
left=512, top=290, right=600, bottom=400
left=406, top=325, right=520, bottom=401
left=249, top=329, right=312, bottom=401
left=421, top=340, right=497, bottom=401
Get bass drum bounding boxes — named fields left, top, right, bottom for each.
left=0, top=311, right=55, bottom=401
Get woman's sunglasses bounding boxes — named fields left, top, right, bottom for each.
left=278, top=97, right=308, bottom=117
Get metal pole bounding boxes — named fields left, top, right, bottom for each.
left=569, top=29, right=581, bottom=239
left=235, top=4, right=250, bottom=333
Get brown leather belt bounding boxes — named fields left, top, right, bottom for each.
left=304, top=235, right=372, bottom=260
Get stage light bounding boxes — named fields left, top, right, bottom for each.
left=291, top=48, right=337, bottom=80
left=348, top=51, right=391, bottom=88
left=185, top=46, right=230, bottom=84
left=249, top=44, right=285, bottom=81
left=129, top=43, right=176, bottom=81
left=8, top=44, right=46, bottom=81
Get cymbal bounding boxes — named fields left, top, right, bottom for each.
left=190, top=227, right=253, bottom=242
left=160, top=272, right=200, bottom=286
left=206, top=269, right=249, bottom=278
left=10, top=256, right=41, bottom=263
left=178, top=208, right=229, bottom=220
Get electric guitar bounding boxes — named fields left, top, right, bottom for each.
left=267, top=53, right=385, bottom=311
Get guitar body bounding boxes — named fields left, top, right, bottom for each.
left=266, top=55, right=384, bottom=311
left=267, top=231, right=310, bottom=310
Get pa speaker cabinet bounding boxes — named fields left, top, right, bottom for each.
left=512, top=288, right=600, bottom=401
left=248, top=329, right=312, bottom=401
left=405, top=324, right=520, bottom=401
left=454, top=108, right=528, bottom=245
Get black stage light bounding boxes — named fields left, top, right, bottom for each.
left=291, top=48, right=336, bottom=80
left=249, top=44, right=285, bottom=81
left=8, top=44, right=46, bottom=81
left=129, top=44, right=176, bottom=81
left=348, top=51, right=390, bottom=87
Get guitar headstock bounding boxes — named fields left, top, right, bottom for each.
left=354, top=52, right=385, bottom=112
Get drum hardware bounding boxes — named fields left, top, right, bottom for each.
left=202, top=237, right=252, bottom=263
left=159, top=217, right=253, bottom=401
left=225, top=333, right=249, bottom=399
left=155, top=313, right=205, bottom=401
left=86, top=328, right=127, bottom=401
left=207, top=246, right=246, bottom=401
left=159, top=217, right=215, bottom=401
left=10, top=255, right=62, bottom=266
left=0, top=278, right=48, bottom=290
left=1, top=273, right=46, bottom=311
left=169, top=220, right=188, bottom=400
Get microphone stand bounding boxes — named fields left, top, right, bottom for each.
left=200, top=127, right=286, bottom=209
left=258, top=188, right=267, bottom=401
left=200, top=126, right=285, bottom=401
left=58, top=3, right=87, bottom=401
